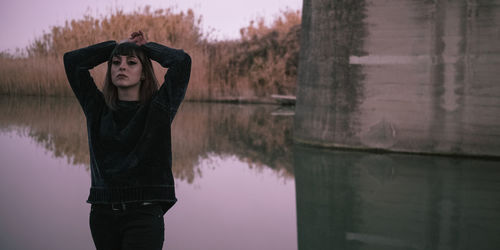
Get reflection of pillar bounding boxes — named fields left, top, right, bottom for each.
left=426, top=159, right=462, bottom=250
left=294, top=145, right=500, bottom=250
left=294, top=145, right=361, bottom=250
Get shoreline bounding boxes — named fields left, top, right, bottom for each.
left=0, top=94, right=294, bottom=106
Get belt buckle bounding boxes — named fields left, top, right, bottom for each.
left=111, top=203, right=124, bottom=211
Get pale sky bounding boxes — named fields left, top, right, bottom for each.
left=0, top=0, right=302, bottom=53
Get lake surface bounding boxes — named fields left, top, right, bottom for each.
left=1, top=96, right=500, bottom=250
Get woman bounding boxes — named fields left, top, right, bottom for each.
left=63, top=31, right=191, bottom=249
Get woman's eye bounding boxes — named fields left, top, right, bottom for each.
left=128, top=61, right=137, bottom=65
left=112, top=60, right=120, bottom=65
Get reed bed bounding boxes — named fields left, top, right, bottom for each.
left=0, top=7, right=301, bottom=101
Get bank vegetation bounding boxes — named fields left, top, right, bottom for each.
left=0, top=7, right=301, bottom=102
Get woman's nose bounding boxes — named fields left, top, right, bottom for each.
left=119, top=61, right=127, bottom=70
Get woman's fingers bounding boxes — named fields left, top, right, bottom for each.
left=126, top=31, right=147, bottom=45
left=130, top=31, right=143, bottom=39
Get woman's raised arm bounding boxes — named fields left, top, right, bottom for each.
left=63, top=41, right=117, bottom=112
left=141, top=41, right=191, bottom=123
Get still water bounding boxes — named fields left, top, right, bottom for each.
left=0, top=97, right=296, bottom=250
left=1, top=97, right=500, bottom=250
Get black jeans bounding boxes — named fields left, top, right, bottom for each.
left=90, top=203, right=165, bottom=250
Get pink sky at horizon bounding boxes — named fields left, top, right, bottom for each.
left=0, top=0, right=302, bottom=53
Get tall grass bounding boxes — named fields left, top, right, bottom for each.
left=0, top=7, right=301, bottom=101
left=204, top=9, right=301, bottom=101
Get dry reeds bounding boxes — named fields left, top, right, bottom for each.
left=0, top=7, right=301, bottom=101
left=0, top=56, right=69, bottom=96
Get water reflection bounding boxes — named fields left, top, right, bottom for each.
left=0, top=131, right=297, bottom=250
left=174, top=101, right=294, bottom=182
left=169, top=154, right=296, bottom=250
left=0, top=96, right=88, bottom=167
left=2, top=96, right=500, bottom=249
left=0, top=97, right=297, bottom=250
left=294, top=145, right=500, bottom=250
left=0, top=96, right=294, bottom=182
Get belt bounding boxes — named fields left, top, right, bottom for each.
left=93, top=202, right=156, bottom=211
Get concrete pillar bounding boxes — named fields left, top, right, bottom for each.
left=295, top=0, right=500, bottom=157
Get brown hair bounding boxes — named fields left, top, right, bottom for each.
left=103, top=42, right=159, bottom=109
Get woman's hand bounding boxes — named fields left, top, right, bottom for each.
left=128, top=30, right=147, bottom=46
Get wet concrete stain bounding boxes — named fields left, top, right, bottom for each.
left=295, top=0, right=500, bottom=157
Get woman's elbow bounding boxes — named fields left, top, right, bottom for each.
left=182, top=52, right=192, bottom=69
left=63, top=51, right=75, bottom=67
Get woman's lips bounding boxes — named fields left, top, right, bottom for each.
left=116, top=74, right=127, bottom=78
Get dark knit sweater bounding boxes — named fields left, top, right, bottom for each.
left=63, top=41, right=191, bottom=211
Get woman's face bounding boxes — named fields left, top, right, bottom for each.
left=110, top=55, right=143, bottom=89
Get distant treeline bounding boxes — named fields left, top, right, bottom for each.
left=0, top=7, right=301, bottom=102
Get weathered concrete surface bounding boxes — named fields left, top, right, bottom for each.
left=295, top=0, right=500, bottom=156
left=294, top=145, right=500, bottom=249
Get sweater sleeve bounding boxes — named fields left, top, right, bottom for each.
left=63, top=41, right=117, bottom=113
left=142, top=42, right=191, bottom=123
